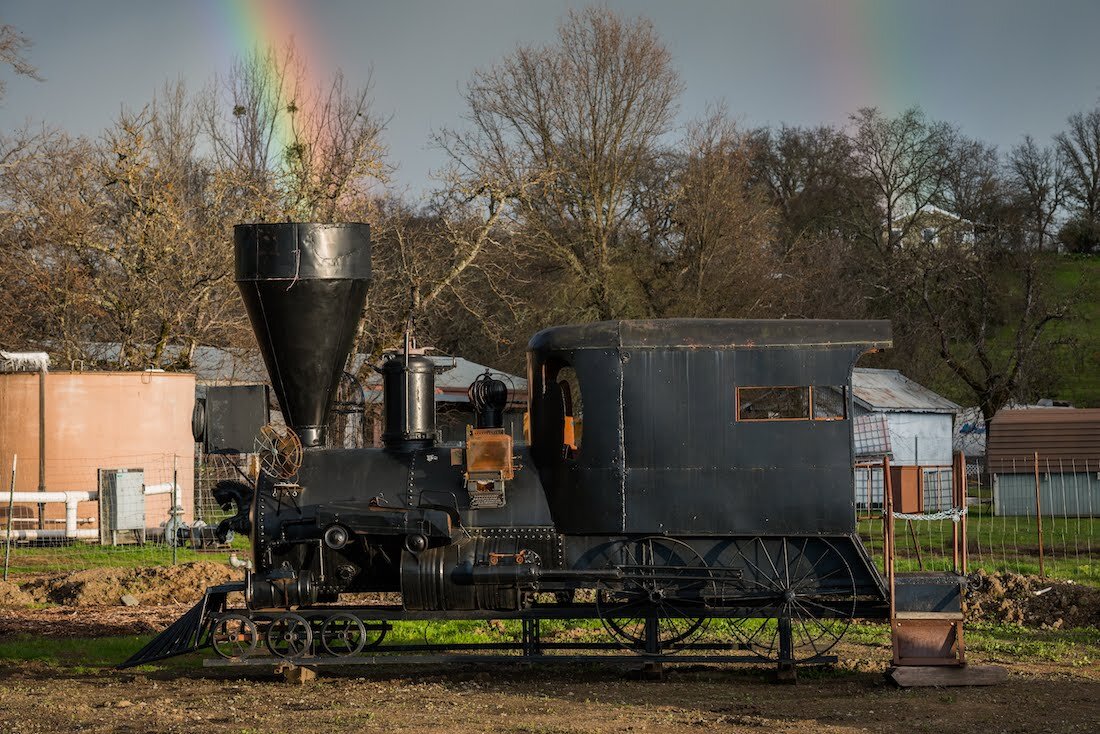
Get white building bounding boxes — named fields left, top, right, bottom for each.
left=851, top=368, right=960, bottom=510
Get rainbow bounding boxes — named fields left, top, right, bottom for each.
left=216, top=0, right=335, bottom=170
left=772, top=1, right=917, bottom=122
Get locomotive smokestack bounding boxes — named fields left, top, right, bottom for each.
left=234, top=222, right=371, bottom=448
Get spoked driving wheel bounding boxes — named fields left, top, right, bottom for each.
left=210, top=613, right=258, bottom=659
left=266, top=612, right=313, bottom=659
left=595, top=536, right=713, bottom=655
left=722, top=537, right=856, bottom=662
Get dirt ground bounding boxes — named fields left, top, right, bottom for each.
left=12, top=562, right=238, bottom=606
left=0, top=565, right=1097, bottom=733
left=0, top=650, right=1097, bottom=734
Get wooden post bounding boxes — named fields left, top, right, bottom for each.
left=955, top=452, right=967, bottom=574
left=884, top=456, right=895, bottom=620
left=37, top=366, right=46, bottom=531
left=172, top=455, right=179, bottom=566
left=1033, top=451, right=1045, bottom=578
left=3, top=455, right=16, bottom=582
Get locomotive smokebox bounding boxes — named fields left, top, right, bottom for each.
left=234, top=222, right=371, bottom=448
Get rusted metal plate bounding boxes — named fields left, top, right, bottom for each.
left=851, top=368, right=960, bottom=413
left=466, top=429, right=515, bottom=480
left=892, top=619, right=961, bottom=666
left=887, top=665, right=1006, bottom=687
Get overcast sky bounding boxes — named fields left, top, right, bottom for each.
left=2, top=0, right=1099, bottom=194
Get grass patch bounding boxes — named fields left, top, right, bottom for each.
left=857, top=512, right=1100, bottom=584
left=0, top=634, right=158, bottom=667
left=1048, top=255, right=1100, bottom=407
left=962, top=622, right=1099, bottom=664
left=2, top=535, right=249, bottom=575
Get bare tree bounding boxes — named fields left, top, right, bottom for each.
left=749, top=123, right=866, bottom=256
left=438, top=7, right=683, bottom=320
left=0, top=128, right=102, bottom=359
left=1055, top=107, right=1100, bottom=225
left=1007, top=134, right=1067, bottom=250
left=0, top=24, right=42, bottom=102
left=359, top=174, right=530, bottom=364
left=203, top=41, right=389, bottom=222
left=650, top=109, right=778, bottom=317
left=907, top=240, right=1070, bottom=422
left=847, top=107, right=954, bottom=254
left=942, top=136, right=1002, bottom=225
left=0, top=84, right=248, bottom=367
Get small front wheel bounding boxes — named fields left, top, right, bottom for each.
left=211, top=613, right=258, bottom=659
left=266, top=613, right=313, bottom=659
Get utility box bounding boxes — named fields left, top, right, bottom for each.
left=98, top=468, right=146, bottom=545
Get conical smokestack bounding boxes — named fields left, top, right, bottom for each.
left=234, top=222, right=371, bottom=448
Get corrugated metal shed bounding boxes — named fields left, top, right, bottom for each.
left=987, top=408, right=1100, bottom=472
left=994, top=472, right=1100, bottom=517
left=852, top=368, right=960, bottom=413
left=352, top=354, right=527, bottom=404
left=80, top=341, right=527, bottom=402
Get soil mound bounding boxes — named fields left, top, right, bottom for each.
left=20, top=562, right=238, bottom=606
left=967, top=570, right=1100, bottom=629
left=0, top=579, right=34, bottom=607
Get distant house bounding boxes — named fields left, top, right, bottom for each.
left=891, top=205, right=976, bottom=248
left=851, top=368, right=960, bottom=511
left=986, top=408, right=1100, bottom=517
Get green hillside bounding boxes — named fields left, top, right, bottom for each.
left=1049, top=255, right=1100, bottom=407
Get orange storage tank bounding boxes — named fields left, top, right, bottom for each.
left=0, top=371, right=195, bottom=535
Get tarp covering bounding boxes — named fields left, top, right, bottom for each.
left=0, top=351, right=49, bottom=373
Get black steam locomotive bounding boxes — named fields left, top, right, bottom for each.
left=124, top=222, right=895, bottom=670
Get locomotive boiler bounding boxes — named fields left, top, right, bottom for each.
left=124, top=221, right=898, bottom=670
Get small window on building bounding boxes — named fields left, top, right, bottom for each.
left=811, top=386, right=847, bottom=420
left=921, top=227, right=938, bottom=244
left=737, top=387, right=809, bottom=421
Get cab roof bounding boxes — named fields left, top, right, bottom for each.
left=528, top=319, right=892, bottom=353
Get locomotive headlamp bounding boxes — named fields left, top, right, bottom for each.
left=323, top=525, right=350, bottom=550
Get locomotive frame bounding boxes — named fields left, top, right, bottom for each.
left=123, top=222, right=943, bottom=675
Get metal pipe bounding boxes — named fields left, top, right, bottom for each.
left=1033, top=451, right=1045, bottom=578
left=0, top=490, right=96, bottom=538
left=0, top=490, right=96, bottom=503
left=38, top=365, right=46, bottom=530
left=5, top=528, right=99, bottom=541
left=3, top=455, right=15, bottom=581
left=143, top=482, right=179, bottom=496
left=0, top=484, right=177, bottom=540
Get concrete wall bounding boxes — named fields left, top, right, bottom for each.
left=0, top=371, right=195, bottom=534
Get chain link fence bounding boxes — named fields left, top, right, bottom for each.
left=857, top=454, right=1098, bottom=582
left=5, top=449, right=1096, bottom=583
left=2, top=450, right=248, bottom=579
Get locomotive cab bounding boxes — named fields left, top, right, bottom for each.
left=528, top=319, right=892, bottom=537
